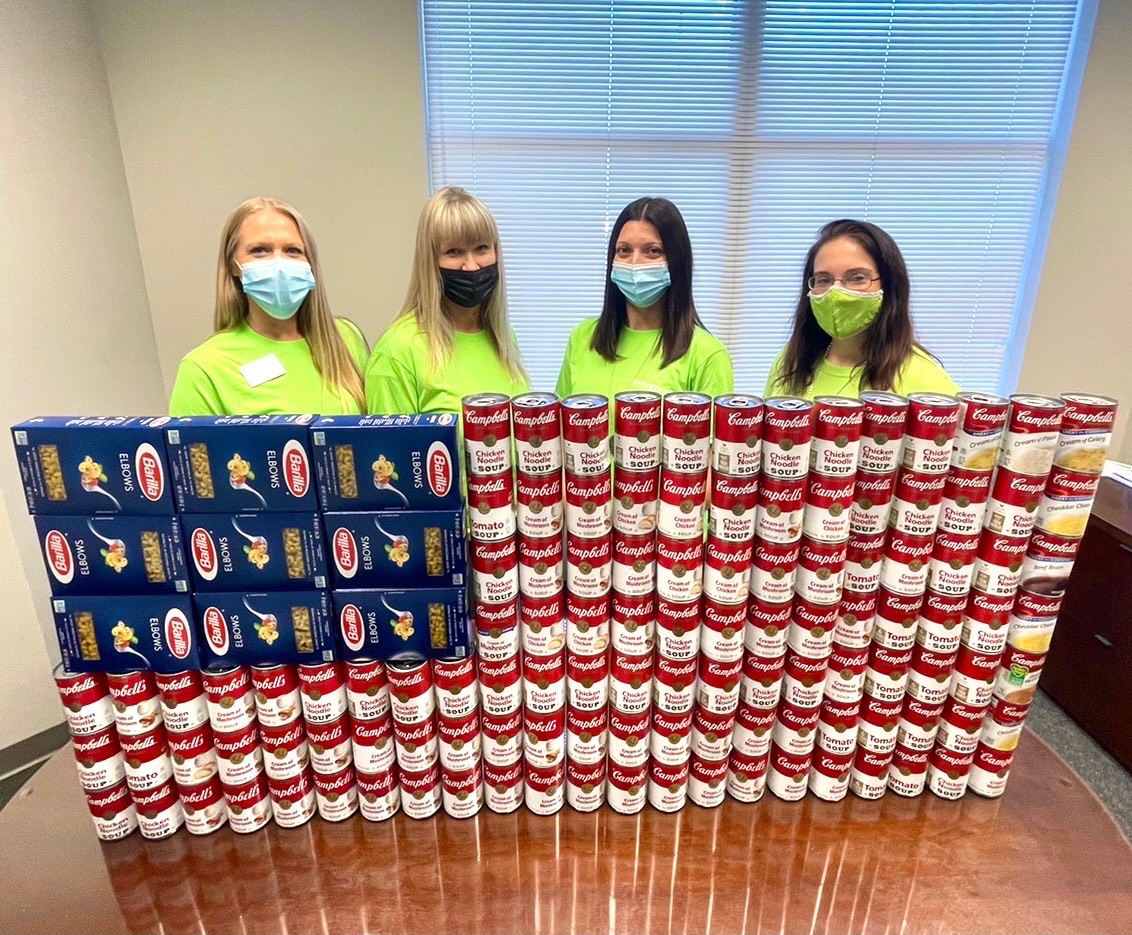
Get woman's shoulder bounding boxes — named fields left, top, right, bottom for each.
left=899, top=346, right=959, bottom=395
left=372, top=314, right=426, bottom=353
left=690, top=325, right=730, bottom=357
left=179, top=325, right=248, bottom=367
left=568, top=317, right=599, bottom=343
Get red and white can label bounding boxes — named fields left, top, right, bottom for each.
left=475, top=594, right=520, bottom=636
left=609, top=651, right=654, bottom=716
left=611, top=592, right=655, bottom=655
left=739, top=653, right=786, bottom=710
left=386, top=660, right=436, bottom=723
left=972, top=533, right=1027, bottom=597
left=880, top=531, right=933, bottom=595
left=732, top=703, right=776, bottom=758
left=984, top=468, right=1046, bottom=538
left=85, top=781, right=138, bottom=841
left=657, top=469, right=707, bottom=539
left=562, top=395, right=611, bottom=477
left=653, top=655, right=697, bottom=714
left=467, top=471, right=517, bottom=542
left=802, top=473, right=854, bottom=542
left=121, top=725, right=173, bottom=792
left=566, top=758, right=607, bottom=813
left=655, top=534, right=704, bottom=603
left=961, top=613, right=1009, bottom=657
left=850, top=746, right=894, bottom=800
left=476, top=622, right=521, bottom=663
left=520, top=591, right=565, bottom=654
left=298, top=662, right=348, bottom=726
left=613, top=467, right=658, bottom=536
left=864, top=644, right=914, bottom=704
left=355, top=767, right=400, bottom=823
left=817, top=699, right=861, bottom=756
left=889, top=469, right=946, bottom=537
left=691, top=708, right=735, bottom=761
left=179, top=775, right=229, bottom=835
left=516, top=471, right=563, bottom=540
left=213, top=723, right=264, bottom=787
left=767, top=742, right=812, bottom=802
left=260, top=719, right=313, bottom=780
left=700, top=598, right=745, bottom=663
left=565, top=593, right=611, bottom=655
left=926, top=531, right=979, bottom=597
left=886, top=743, right=931, bottom=797
left=703, top=537, right=752, bottom=604
left=772, top=701, right=821, bottom=757
left=480, top=708, right=523, bottom=766
left=979, top=713, right=1025, bottom=754
left=651, top=709, right=694, bottom=765
left=345, top=660, right=390, bottom=723
left=949, top=663, right=998, bottom=709
left=662, top=392, right=712, bottom=474
left=712, top=394, right=764, bottom=477
left=437, top=711, right=481, bottom=773
left=647, top=757, right=690, bottom=812
left=201, top=666, right=256, bottom=735
left=483, top=759, right=524, bottom=814
left=566, top=705, right=608, bottom=765
left=1035, top=467, right=1100, bottom=539
left=967, top=743, right=1013, bottom=799
left=107, top=671, right=163, bottom=737
left=307, top=716, right=354, bottom=774
left=994, top=645, right=1045, bottom=702
left=522, top=652, right=567, bottom=714
left=1006, top=592, right=1059, bottom=655
left=917, top=591, right=966, bottom=654
left=222, top=772, right=273, bottom=834
left=782, top=651, right=828, bottom=708
left=478, top=655, right=521, bottom=718
left=788, top=597, right=839, bottom=658
left=857, top=699, right=902, bottom=755
left=795, top=538, right=847, bottom=606
left=565, top=534, right=612, bottom=600
left=844, top=532, right=885, bottom=593
left=823, top=643, right=869, bottom=705
left=726, top=749, right=769, bottom=802
left=523, top=707, right=566, bottom=769
left=134, top=779, right=186, bottom=839
left=314, top=766, right=359, bottom=823
left=166, top=723, right=218, bottom=786
left=696, top=656, right=742, bottom=715
left=906, top=650, right=955, bottom=707
left=152, top=669, right=207, bottom=734
left=745, top=597, right=791, bottom=656
left=393, top=716, right=439, bottom=773
left=998, top=395, right=1064, bottom=477
left=936, top=715, right=982, bottom=756
left=654, top=598, right=701, bottom=659
left=399, top=762, right=442, bottom=820
left=463, top=394, right=513, bottom=477
left=874, top=588, right=924, bottom=651
left=608, top=708, right=651, bottom=767
left=756, top=476, right=805, bottom=544
left=850, top=470, right=897, bottom=538
left=898, top=696, right=945, bottom=751
left=709, top=472, right=759, bottom=543
left=250, top=665, right=301, bottom=730
left=606, top=760, right=648, bottom=814
left=1054, top=393, right=1117, bottom=474
left=938, top=468, right=993, bottom=535
left=433, top=657, right=479, bottom=720
left=762, top=397, right=814, bottom=480
left=901, top=393, right=960, bottom=474
left=614, top=391, right=662, bottom=471
left=750, top=538, right=800, bottom=604
left=951, top=392, right=1009, bottom=471
left=810, top=396, right=863, bottom=477
left=525, top=760, right=565, bottom=816
left=858, top=391, right=909, bottom=474
left=512, top=392, right=563, bottom=476
left=565, top=470, right=613, bottom=537
left=834, top=590, right=877, bottom=649
left=566, top=651, right=610, bottom=711
left=612, top=532, right=656, bottom=596
left=688, top=753, right=729, bottom=808
left=471, top=537, right=520, bottom=605
left=809, top=747, right=854, bottom=801
left=73, top=727, right=125, bottom=792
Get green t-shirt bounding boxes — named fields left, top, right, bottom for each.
left=364, top=315, right=530, bottom=416
left=763, top=346, right=959, bottom=400
left=169, top=318, right=368, bottom=416
left=555, top=318, right=734, bottom=400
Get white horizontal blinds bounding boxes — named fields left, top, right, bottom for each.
left=421, top=0, right=1083, bottom=395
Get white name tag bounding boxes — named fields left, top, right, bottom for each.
left=240, top=354, right=286, bottom=388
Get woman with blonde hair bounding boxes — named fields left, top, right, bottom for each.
left=170, top=196, right=368, bottom=416
left=365, top=186, right=529, bottom=415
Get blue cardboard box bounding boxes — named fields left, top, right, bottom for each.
left=193, top=591, right=336, bottom=667
left=11, top=417, right=176, bottom=515
left=311, top=415, right=462, bottom=511
left=332, top=588, right=471, bottom=661
left=52, top=594, right=201, bottom=674
left=324, top=510, right=466, bottom=589
left=165, top=415, right=319, bottom=513
left=181, top=512, right=328, bottom=592
left=34, top=515, right=189, bottom=596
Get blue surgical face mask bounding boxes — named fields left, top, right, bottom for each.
left=239, top=257, right=315, bottom=320
left=611, top=261, right=671, bottom=310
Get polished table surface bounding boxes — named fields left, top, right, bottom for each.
left=1, top=731, right=1130, bottom=935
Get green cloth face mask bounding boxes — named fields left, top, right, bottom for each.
left=808, top=285, right=884, bottom=339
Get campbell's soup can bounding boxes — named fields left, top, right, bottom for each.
left=898, top=696, right=945, bottom=751
left=979, top=708, right=1026, bottom=752
left=441, top=764, right=484, bottom=819
left=1019, top=529, right=1079, bottom=601
left=788, top=597, right=839, bottom=658
left=726, top=749, right=769, bottom=802
left=86, top=780, right=138, bottom=841
left=772, top=701, right=821, bottom=757
left=889, top=469, right=946, bottom=537
left=306, top=715, right=354, bottom=774
left=462, top=393, right=512, bottom=476
left=564, top=593, right=611, bottom=655
left=133, top=779, right=186, bottom=839
left=817, top=698, right=861, bottom=756
left=844, top=532, right=885, bottom=593
left=650, top=709, right=694, bottom=765
left=655, top=534, right=704, bottom=603
left=566, top=650, right=610, bottom=711
left=662, top=392, right=712, bottom=474
left=745, top=596, right=791, bottom=656
left=614, top=391, right=662, bottom=471
left=525, top=761, right=565, bottom=815
left=949, top=648, right=1000, bottom=707
left=880, top=531, right=933, bottom=596
left=686, top=754, right=729, bottom=808
left=516, top=471, right=563, bottom=540
left=566, top=704, right=608, bottom=765
left=901, top=393, right=960, bottom=474
left=782, top=650, right=828, bottom=708
left=756, top=476, right=805, bottom=544
left=73, top=727, right=126, bottom=792
left=154, top=670, right=208, bottom=735
left=823, top=642, right=869, bottom=705
left=437, top=711, right=481, bottom=773
left=962, top=590, right=1013, bottom=654
left=471, top=537, right=520, bottom=605
left=313, top=766, right=359, bottom=822
left=1035, top=466, right=1100, bottom=540
left=512, top=392, right=563, bottom=476
left=849, top=745, right=893, bottom=800
left=179, top=774, right=229, bottom=835
left=750, top=538, right=799, bottom=604
left=213, top=723, right=263, bottom=787
left=654, top=595, right=702, bottom=659
left=850, top=470, right=897, bottom=538
left=767, top=742, right=812, bottom=801
left=607, top=707, right=651, bottom=767
left=1054, top=393, right=1117, bottom=475
left=522, top=651, right=567, bottom=715
left=926, top=531, right=979, bottom=598
left=480, top=708, right=523, bottom=766
left=613, top=467, right=658, bottom=537
left=762, top=397, right=813, bottom=480
left=712, top=394, right=764, bottom=477
left=520, top=592, right=566, bottom=656
left=478, top=655, right=522, bottom=718
left=653, top=655, right=697, bottom=714
left=433, top=656, right=479, bottom=720
left=810, top=396, right=863, bottom=477
left=703, top=536, right=752, bottom=604
left=611, top=591, right=655, bottom=655
left=647, top=757, right=690, bottom=812
left=483, top=759, right=524, bottom=814
left=657, top=467, right=708, bottom=541
left=355, top=766, right=400, bottom=822
left=612, top=532, right=656, bottom=597
left=475, top=595, right=520, bottom=640
left=298, top=662, right=347, bottom=726
left=399, top=762, right=442, bottom=819
left=834, top=589, right=876, bottom=649
left=565, top=534, right=612, bottom=600
left=927, top=744, right=974, bottom=800
left=467, top=471, right=517, bottom=542
left=386, top=659, right=436, bottom=723
left=562, top=394, right=611, bottom=476
left=606, top=760, right=648, bottom=814
left=1007, top=590, right=1060, bottom=655
left=809, top=746, right=855, bottom=802
left=740, top=652, right=786, bottom=709
left=691, top=708, right=735, bottom=760
left=951, top=392, right=1009, bottom=471
left=864, top=644, right=914, bottom=705
left=906, top=646, right=957, bottom=706
left=886, top=743, right=931, bottom=797
left=566, top=758, right=607, bottom=813
left=166, top=723, right=218, bottom=787
left=477, top=622, right=521, bottom=664
left=260, top=719, right=311, bottom=780
left=938, top=467, right=994, bottom=535
left=993, top=645, right=1045, bottom=706
left=107, top=671, right=164, bottom=737
left=695, top=655, right=743, bottom=715
left=201, top=666, right=256, bottom=735
left=609, top=650, right=653, bottom=716
left=795, top=538, right=847, bottom=606
left=803, top=473, right=854, bottom=542
left=936, top=702, right=983, bottom=755
left=917, top=590, right=966, bottom=654
left=733, top=702, right=777, bottom=758
left=250, top=664, right=301, bottom=729
left=859, top=391, right=909, bottom=474
left=873, top=588, right=924, bottom=651
left=972, top=533, right=1028, bottom=597
left=709, top=472, right=759, bottom=543
left=984, top=468, right=1046, bottom=538
left=345, top=660, right=390, bottom=722
left=700, top=597, right=746, bottom=663
left=565, top=470, right=613, bottom=538
left=120, top=725, right=173, bottom=793
left=998, top=395, right=1064, bottom=477
left=967, top=741, right=1014, bottom=799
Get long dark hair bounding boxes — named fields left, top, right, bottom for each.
left=779, top=219, right=927, bottom=394
left=590, top=197, right=704, bottom=367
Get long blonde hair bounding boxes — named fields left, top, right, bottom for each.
left=400, top=187, right=527, bottom=381
left=215, top=197, right=366, bottom=411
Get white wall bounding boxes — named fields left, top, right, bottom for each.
left=0, top=0, right=166, bottom=747
left=95, top=0, right=430, bottom=395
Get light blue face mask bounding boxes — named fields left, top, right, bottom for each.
left=239, top=257, right=316, bottom=320
left=611, top=261, right=671, bottom=310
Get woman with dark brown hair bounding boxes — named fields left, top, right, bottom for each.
left=764, top=219, right=957, bottom=399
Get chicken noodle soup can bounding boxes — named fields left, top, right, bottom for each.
left=709, top=472, right=759, bottom=542
left=695, top=655, right=743, bottom=716
left=432, top=656, right=479, bottom=720
left=888, top=469, right=947, bottom=537
left=86, top=781, right=138, bottom=841
left=566, top=758, right=607, bottom=812
left=73, top=727, right=126, bottom=792
left=712, top=394, right=764, bottom=477
left=740, top=652, right=786, bottom=710
left=566, top=650, right=610, bottom=712
left=298, top=662, right=348, bottom=726
left=984, top=468, right=1046, bottom=538
left=250, top=664, right=302, bottom=730
left=782, top=650, right=829, bottom=708
left=733, top=702, right=777, bottom=757
left=477, top=654, right=522, bottom=718
left=522, top=651, right=567, bottom=715
left=654, top=597, right=702, bottom=661
left=467, top=471, right=516, bottom=543
left=154, top=669, right=209, bottom=735
left=386, top=659, right=436, bottom=723
left=512, top=392, right=562, bottom=476
left=925, top=531, right=979, bottom=598
left=858, top=391, right=909, bottom=474
left=998, top=395, right=1064, bottom=477
left=345, top=659, right=390, bottom=722
left=483, top=759, right=524, bottom=814
left=901, top=393, right=960, bottom=474
left=471, top=536, right=520, bottom=605
left=762, top=397, right=814, bottom=480
left=133, top=779, right=186, bottom=840
left=850, top=470, right=897, bottom=538
left=938, top=468, right=994, bottom=536
left=657, top=467, right=708, bottom=539
left=516, top=470, right=563, bottom=540
left=107, top=671, right=164, bottom=737
left=355, top=766, right=400, bottom=822
left=810, top=396, right=864, bottom=477
left=927, top=744, right=974, bottom=800
left=562, top=395, right=611, bottom=476
left=614, top=391, right=662, bottom=471
left=462, top=393, right=512, bottom=477
left=951, top=392, right=1009, bottom=472
left=662, top=392, right=712, bottom=474
left=972, top=533, right=1028, bottom=598
left=653, top=655, right=697, bottom=715
left=1054, top=393, right=1117, bottom=474
left=609, top=650, right=654, bottom=716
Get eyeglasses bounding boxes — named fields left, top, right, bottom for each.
left=807, top=272, right=881, bottom=294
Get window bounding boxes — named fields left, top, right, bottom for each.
left=421, top=0, right=1096, bottom=395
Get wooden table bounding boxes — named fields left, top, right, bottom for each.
left=1, top=733, right=1130, bottom=935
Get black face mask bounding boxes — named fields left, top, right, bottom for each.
left=440, top=264, right=499, bottom=308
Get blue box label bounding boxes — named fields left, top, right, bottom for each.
left=193, top=591, right=336, bottom=667
left=181, top=512, right=328, bottom=592
left=324, top=510, right=466, bottom=589
left=332, top=588, right=471, bottom=662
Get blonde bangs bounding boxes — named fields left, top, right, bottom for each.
left=430, top=194, right=499, bottom=256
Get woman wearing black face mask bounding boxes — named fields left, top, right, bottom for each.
left=365, top=186, right=529, bottom=415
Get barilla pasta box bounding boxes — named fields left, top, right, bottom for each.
left=11, top=417, right=175, bottom=515
left=324, top=510, right=466, bottom=589
left=332, top=588, right=471, bottom=661
left=34, top=515, right=189, bottom=596
left=52, top=594, right=200, bottom=675
left=193, top=591, right=336, bottom=667
left=164, top=414, right=318, bottom=513
left=180, top=512, right=328, bottom=592
left=311, top=415, right=462, bottom=511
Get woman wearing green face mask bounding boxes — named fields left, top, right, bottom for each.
left=764, top=219, right=957, bottom=400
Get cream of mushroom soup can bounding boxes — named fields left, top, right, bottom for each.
left=483, top=759, right=524, bottom=814
left=691, top=708, right=735, bottom=760
left=566, top=758, right=607, bottom=812
left=267, top=767, right=318, bottom=828
left=179, top=774, right=230, bottom=835
left=834, top=589, right=876, bottom=649
left=650, top=709, right=693, bottom=765
left=612, top=532, right=656, bottom=597
left=709, top=471, right=759, bottom=542
left=880, top=531, right=934, bottom=596
left=249, top=664, right=301, bottom=730
left=525, top=761, right=565, bottom=815
left=441, top=764, right=484, bottom=819
left=726, top=749, right=769, bottom=802
left=86, top=780, right=138, bottom=841
left=648, top=756, right=690, bottom=812
left=750, top=538, right=800, bottom=605
left=134, top=779, right=187, bottom=839
left=201, top=665, right=256, bottom=735
left=614, top=392, right=662, bottom=471
left=356, top=766, right=401, bottom=822
left=462, top=393, right=513, bottom=477
left=809, top=747, right=854, bottom=801
left=437, top=710, right=482, bottom=772
left=399, top=762, right=442, bottom=819
left=475, top=654, right=522, bottom=718
left=166, top=722, right=218, bottom=787
left=901, top=393, right=960, bottom=474
left=480, top=708, right=523, bottom=766
left=220, top=774, right=273, bottom=835
left=516, top=470, right=563, bottom=539
left=794, top=538, right=847, bottom=607
left=611, top=591, right=656, bottom=655
left=997, top=395, right=1064, bottom=477
left=712, top=394, right=764, bottom=477
left=474, top=601, right=521, bottom=661
left=565, top=533, right=612, bottom=600
left=858, top=391, right=909, bottom=474
left=762, top=397, right=814, bottom=480
left=467, top=471, right=517, bottom=542
left=766, top=742, right=812, bottom=801
left=756, top=476, right=806, bottom=544
left=688, top=754, right=729, bottom=808
left=393, top=716, right=438, bottom=774
left=608, top=708, right=651, bottom=768
left=745, top=596, right=791, bottom=656
left=512, top=392, right=563, bottom=476
left=106, top=671, right=164, bottom=737
left=822, top=642, right=869, bottom=705
left=772, top=700, right=821, bottom=757
left=348, top=715, right=394, bottom=774
left=732, top=702, right=776, bottom=757
left=566, top=704, right=608, bottom=765
left=562, top=395, right=611, bottom=476
left=518, top=533, right=563, bottom=601
left=787, top=597, right=838, bottom=658
left=212, top=722, right=263, bottom=788
left=613, top=467, right=658, bottom=536
left=606, top=760, right=649, bottom=814
left=968, top=741, right=1014, bottom=798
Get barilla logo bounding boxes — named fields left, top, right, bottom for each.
left=426, top=442, right=454, bottom=498
left=135, top=443, right=164, bottom=502
left=191, top=528, right=218, bottom=580
left=165, top=609, right=192, bottom=660
left=282, top=440, right=310, bottom=498
left=333, top=528, right=358, bottom=578
left=203, top=607, right=229, bottom=655
left=44, top=530, right=74, bottom=584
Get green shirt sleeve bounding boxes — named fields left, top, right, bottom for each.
left=169, top=357, right=224, bottom=416
left=693, top=348, right=735, bottom=398
left=365, top=351, right=421, bottom=416
left=896, top=350, right=960, bottom=396
left=335, top=318, right=369, bottom=371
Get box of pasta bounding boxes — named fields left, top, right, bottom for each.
left=165, top=414, right=318, bottom=513
left=180, top=512, right=328, bottom=592
left=34, top=515, right=189, bottom=596
left=193, top=591, right=336, bottom=667
left=331, top=587, right=471, bottom=661
left=52, top=594, right=201, bottom=674
left=11, top=417, right=176, bottom=515
left=311, top=415, right=462, bottom=512
left=324, top=510, right=465, bottom=589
